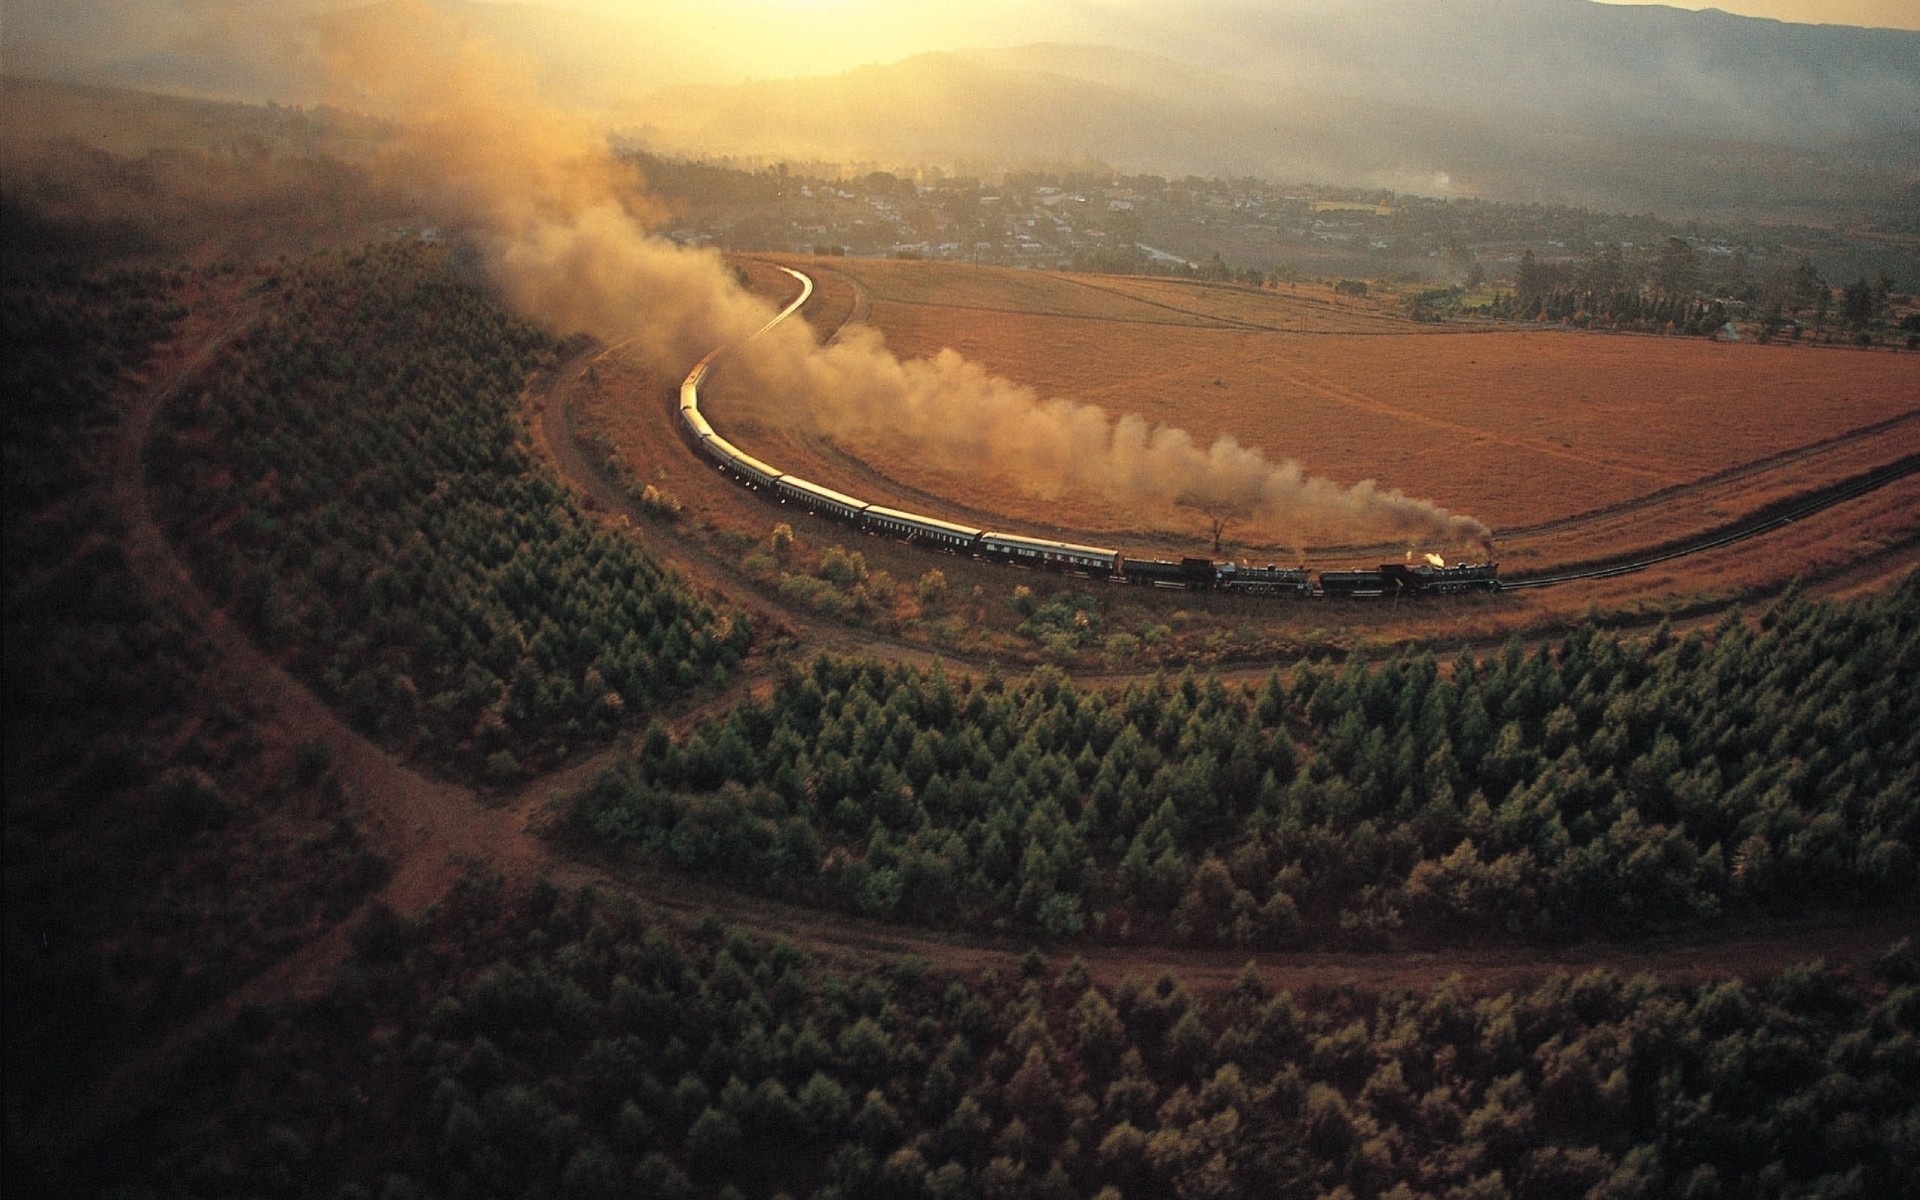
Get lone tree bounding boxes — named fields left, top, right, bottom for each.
left=1182, top=492, right=1252, bottom=558
left=1198, top=509, right=1238, bottom=557
left=1841, top=275, right=1888, bottom=331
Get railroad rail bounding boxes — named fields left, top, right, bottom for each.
left=681, top=266, right=1917, bottom=597
left=1502, top=454, right=1920, bottom=589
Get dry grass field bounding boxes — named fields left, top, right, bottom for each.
left=727, top=258, right=1918, bottom=556
left=583, top=255, right=1917, bottom=658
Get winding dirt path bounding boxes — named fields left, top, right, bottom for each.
left=115, top=297, right=581, bottom=966
left=106, top=277, right=1916, bottom=1039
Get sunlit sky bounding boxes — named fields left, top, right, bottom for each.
left=1589, top=0, right=1920, bottom=28
left=4, top=0, right=1915, bottom=101
left=563, top=0, right=1920, bottom=35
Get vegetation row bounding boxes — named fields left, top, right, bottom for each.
left=47, top=873, right=1919, bottom=1200
left=147, top=239, right=750, bottom=777
left=569, top=583, right=1918, bottom=945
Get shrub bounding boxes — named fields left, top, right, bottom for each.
left=638, top=484, right=682, bottom=519
left=818, top=545, right=869, bottom=585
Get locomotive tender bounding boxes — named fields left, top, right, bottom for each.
left=676, top=272, right=1497, bottom=599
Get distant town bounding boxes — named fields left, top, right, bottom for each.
left=631, top=151, right=1916, bottom=307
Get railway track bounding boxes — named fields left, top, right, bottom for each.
left=691, top=265, right=1920, bottom=599
left=1503, top=453, right=1920, bottom=589
left=1494, top=407, right=1920, bottom=542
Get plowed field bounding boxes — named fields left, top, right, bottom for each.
left=710, top=258, right=1918, bottom=573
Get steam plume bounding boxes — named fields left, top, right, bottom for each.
left=743, top=326, right=1492, bottom=551
left=318, top=2, right=771, bottom=366
left=323, top=2, right=1490, bottom=555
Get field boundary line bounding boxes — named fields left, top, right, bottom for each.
left=1263, top=356, right=1683, bottom=484
left=1505, top=453, right=1920, bottom=586
left=1499, top=407, right=1920, bottom=538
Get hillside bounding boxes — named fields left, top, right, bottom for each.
left=8, top=1, right=1916, bottom=223
left=631, top=24, right=1920, bottom=223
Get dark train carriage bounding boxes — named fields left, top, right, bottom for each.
left=1218, top=563, right=1313, bottom=596
left=1381, top=562, right=1501, bottom=594
left=1319, top=568, right=1391, bottom=598
left=1121, top=556, right=1218, bottom=588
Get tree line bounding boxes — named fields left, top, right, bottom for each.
left=1488, top=244, right=1731, bottom=335
left=569, top=582, right=1917, bottom=945
left=148, top=240, right=751, bottom=777
left=1483, top=244, right=1910, bottom=346
left=46, top=872, right=1916, bottom=1199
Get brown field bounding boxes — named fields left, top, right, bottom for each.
left=814, top=257, right=1223, bottom=327
left=714, top=258, right=1918, bottom=562
left=1072, top=272, right=1424, bottom=334
left=582, top=255, right=1917, bottom=658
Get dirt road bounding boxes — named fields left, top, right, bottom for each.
left=106, top=276, right=1916, bottom=1027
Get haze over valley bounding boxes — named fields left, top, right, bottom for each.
left=8, top=0, right=1919, bottom=223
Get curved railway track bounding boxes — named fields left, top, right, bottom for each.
left=1503, top=453, right=1920, bottom=588
left=686, top=265, right=1920, bottom=597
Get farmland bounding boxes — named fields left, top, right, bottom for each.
left=8, top=72, right=1918, bottom=1200
left=577, top=255, right=1918, bottom=654
left=763, top=258, right=1915, bottom=540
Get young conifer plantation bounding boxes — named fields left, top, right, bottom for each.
left=5, top=138, right=1916, bottom=1197
left=146, top=240, right=749, bottom=778
left=5, top=212, right=393, bottom=1161
left=570, top=587, right=1917, bottom=946
left=61, top=874, right=1920, bottom=1200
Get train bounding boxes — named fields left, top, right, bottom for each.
left=677, top=293, right=1499, bottom=600
left=680, top=365, right=1496, bottom=597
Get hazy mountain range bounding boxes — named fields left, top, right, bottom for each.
left=7, top=0, right=1917, bottom=223
left=623, top=1, right=1920, bottom=221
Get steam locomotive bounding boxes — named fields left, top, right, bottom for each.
left=680, top=363, right=1496, bottom=597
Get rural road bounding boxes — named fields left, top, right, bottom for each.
left=109, top=268, right=1919, bottom=1022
